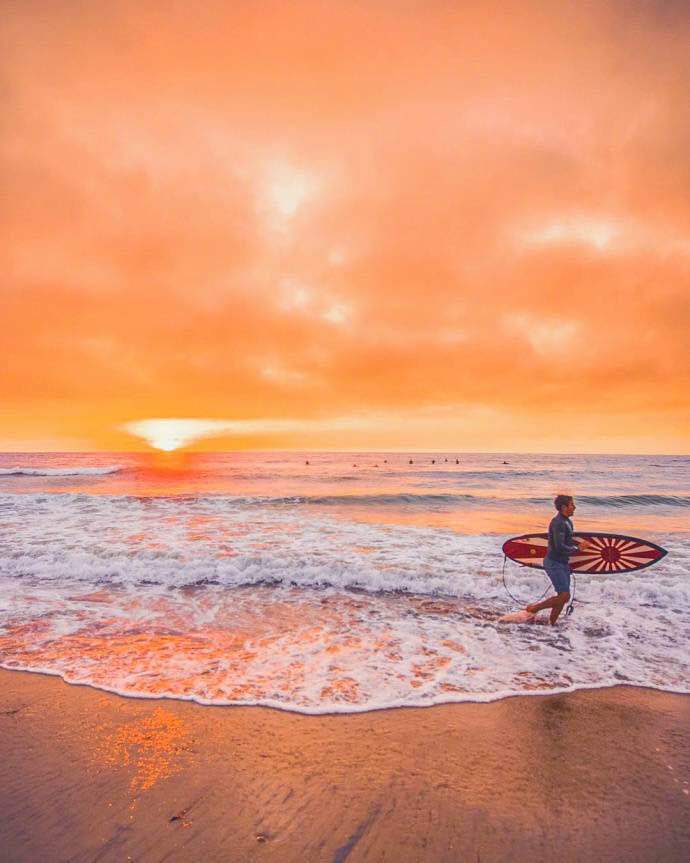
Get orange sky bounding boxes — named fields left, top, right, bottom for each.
left=2, top=0, right=689, bottom=453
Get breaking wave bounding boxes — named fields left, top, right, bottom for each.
left=0, top=466, right=123, bottom=477
left=575, top=493, right=690, bottom=508
left=1, top=452, right=688, bottom=713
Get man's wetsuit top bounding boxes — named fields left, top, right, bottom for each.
left=546, top=513, right=579, bottom=563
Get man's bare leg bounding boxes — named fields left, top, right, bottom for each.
left=526, top=592, right=570, bottom=625
left=548, top=597, right=568, bottom=625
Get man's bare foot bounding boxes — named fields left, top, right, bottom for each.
left=525, top=603, right=540, bottom=614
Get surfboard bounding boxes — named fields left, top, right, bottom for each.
left=502, top=532, right=667, bottom=574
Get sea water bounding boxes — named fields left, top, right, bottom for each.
left=0, top=452, right=688, bottom=713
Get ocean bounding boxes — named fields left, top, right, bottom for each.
left=0, top=451, right=688, bottom=713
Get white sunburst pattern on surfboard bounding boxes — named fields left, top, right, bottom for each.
left=571, top=535, right=664, bottom=574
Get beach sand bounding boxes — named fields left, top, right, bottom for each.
left=0, top=670, right=688, bottom=862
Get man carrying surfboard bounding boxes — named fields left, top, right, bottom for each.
left=525, top=494, right=585, bottom=625
left=501, top=517, right=667, bottom=624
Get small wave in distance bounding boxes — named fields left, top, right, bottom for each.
left=0, top=466, right=122, bottom=477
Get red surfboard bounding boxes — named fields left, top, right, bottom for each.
left=502, top=532, right=667, bottom=574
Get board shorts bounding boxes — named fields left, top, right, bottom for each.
left=544, top=558, right=571, bottom=594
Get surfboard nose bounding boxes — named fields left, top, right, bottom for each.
left=502, top=538, right=547, bottom=568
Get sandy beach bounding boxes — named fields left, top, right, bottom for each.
left=0, top=670, right=688, bottom=862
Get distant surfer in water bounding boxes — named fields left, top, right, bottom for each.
left=525, top=494, right=584, bottom=625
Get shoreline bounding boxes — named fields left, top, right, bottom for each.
left=2, top=661, right=690, bottom=715
left=1, top=669, right=688, bottom=862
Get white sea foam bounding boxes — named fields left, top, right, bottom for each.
left=0, top=491, right=687, bottom=713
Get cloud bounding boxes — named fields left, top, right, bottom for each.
left=259, top=158, right=323, bottom=220
left=121, top=417, right=367, bottom=451
left=259, top=361, right=312, bottom=387
left=2, top=0, right=689, bottom=452
left=321, top=303, right=350, bottom=325
left=120, top=406, right=505, bottom=451
left=503, top=312, right=580, bottom=357
left=515, top=214, right=690, bottom=256
left=518, top=216, right=621, bottom=251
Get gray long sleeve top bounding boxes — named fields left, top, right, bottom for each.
left=546, top=513, right=579, bottom=563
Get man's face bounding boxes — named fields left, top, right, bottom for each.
left=562, top=499, right=576, bottom=517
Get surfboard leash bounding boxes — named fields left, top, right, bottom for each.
left=565, top=573, right=595, bottom=613
left=501, top=557, right=591, bottom=616
left=566, top=573, right=576, bottom=615
left=501, top=555, right=551, bottom=606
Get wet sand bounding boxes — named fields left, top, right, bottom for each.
left=0, top=670, right=688, bottom=863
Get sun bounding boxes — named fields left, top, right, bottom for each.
left=120, top=419, right=236, bottom=451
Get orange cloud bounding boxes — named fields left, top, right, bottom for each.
left=1, top=1, right=689, bottom=452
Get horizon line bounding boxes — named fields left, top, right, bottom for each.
left=1, top=449, right=688, bottom=457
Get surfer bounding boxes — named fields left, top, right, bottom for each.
left=526, top=494, right=584, bottom=625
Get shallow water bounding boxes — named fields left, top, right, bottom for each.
left=0, top=451, right=688, bottom=712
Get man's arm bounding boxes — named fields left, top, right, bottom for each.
left=553, top=521, right=580, bottom=556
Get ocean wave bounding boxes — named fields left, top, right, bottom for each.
left=0, top=576, right=687, bottom=714
left=280, top=492, right=480, bottom=506
left=2, top=488, right=689, bottom=510
left=295, top=492, right=690, bottom=508
left=0, top=483, right=687, bottom=713
left=298, top=492, right=690, bottom=510
left=575, top=493, right=690, bottom=508
left=380, top=469, right=563, bottom=480
left=192, top=490, right=690, bottom=509
left=1, top=488, right=685, bottom=599
left=0, top=466, right=122, bottom=477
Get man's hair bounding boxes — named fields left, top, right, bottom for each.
left=554, top=494, right=573, bottom=511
